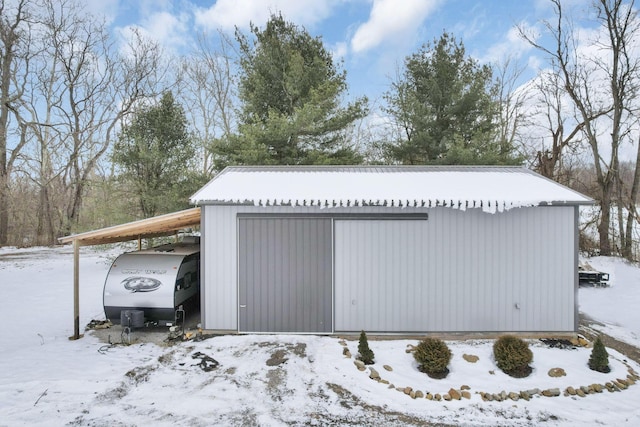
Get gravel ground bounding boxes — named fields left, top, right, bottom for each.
left=579, top=312, right=640, bottom=364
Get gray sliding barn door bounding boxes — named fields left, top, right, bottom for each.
left=238, top=217, right=332, bottom=333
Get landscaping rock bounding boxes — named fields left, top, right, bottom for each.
left=339, top=340, right=347, bottom=346
left=403, top=386, right=413, bottom=395
left=580, top=386, right=590, bottom=395
left=576, top=389, right=586, bottom=397
left=508, top=392, right=519, bottom=401
left=405, top=344, right=415, bottom=353
left=570, top=336, right=590, bottom=347
left=434, top=393, right=442, bottom=401
left=343, top=348, right=351, bottom=358
left=379, top=379, right=389, bottom=385
left=426, top=392, right=433, bottom=400
left=460, top=384, right=470, bottom=390
left=410, top=390, right=416, bottom=399
left=618, top=378, right=630, bottom=387
left=526, top=388, right=541, bottom=396
left=519, top=391, right=530, bottom=401
left=354, top=360, right=365, bottom=370
left=461, top=391, right=471, bottom=399
left=548, top=367, right=566, bottom=377
left=415, top=390, right=424, bottom=399
left=383, top=364, right=393, bottom=371
left=566, top=386, right=576, bottom=396
left=463, top=354, right=479, bottom=363
left=448, top=388, right=461, bottom=400
left=443, top=393, right=452, bottom=401
left=592, top=384, right=604, bottom=393
left=542, top=388, right=560, bottom=397
left=368, top=368, right=380, bottom=380
left=613, top=380, right=627, bottom=390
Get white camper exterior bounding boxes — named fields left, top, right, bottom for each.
left=103, top=241, right=200, bottom=324
left=190, top=166, right=593, bottom=334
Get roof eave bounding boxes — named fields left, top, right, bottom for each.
left=58, top=207, right=201, bottom=246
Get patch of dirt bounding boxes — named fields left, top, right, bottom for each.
left=266, top=367, right=293, bottom=402
left=264, top=342, right=308, bottom=366
left=158, top=348, right=178, bottom=365
left=95, top=383, right=129, bottom=403
left=325, top=383, right=454, bottom=426
left=579, top=313, right=640, bottom=364
left=290, top=342, right=307, bottom=358
left=266, top=349, right=288, bottom=366
left=125, top=365, right=156, bottom=384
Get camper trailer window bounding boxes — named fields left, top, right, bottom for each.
left=176, top=278, right=184, bottom=290
left=183, top=272, right=193, bottom=289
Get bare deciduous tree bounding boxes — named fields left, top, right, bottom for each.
left=181, top=31, right=238, bottom=176
left=39, top=0, right=165, bottom=236
left=0, top=0, right=33, bottom=245
left=7, top=0, right=167, bottom=244
left=494, top=56, right=530, bottom=164
left=521, top=0, right=640, bottom=257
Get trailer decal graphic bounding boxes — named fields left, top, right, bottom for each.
left=122, top=276, right=162, bottom=293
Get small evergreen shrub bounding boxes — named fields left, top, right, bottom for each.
left=588, top=337, right=610, bottom=373
left=493, top=335, right=533, bottom=378
left=358, top=330, right=375, bottom=365
left=413, top=338, right=452, bottom=379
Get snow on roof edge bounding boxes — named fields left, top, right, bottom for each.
left=189, top=165, right=594, bottom=214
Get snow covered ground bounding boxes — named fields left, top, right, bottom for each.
left=1, top=245, right=639, bottom=426
left=579, top=256, right=640, bottom=349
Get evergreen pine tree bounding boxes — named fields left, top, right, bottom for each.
left=358, top=330, right=375, bottom=365
left=588, top=337, right=610, bottom=373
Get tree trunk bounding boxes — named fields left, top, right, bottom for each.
left=0, top=173, right=7, bottom=245
left=622, top=134, right=640, bottom=260
left=599, top=186, right=613, bottom=256
left=36, top=185, right=55, bottom=246
left=0, top=51, right=11, bottom=246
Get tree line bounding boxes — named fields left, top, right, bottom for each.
left=2, top=0, right=640, bottom=261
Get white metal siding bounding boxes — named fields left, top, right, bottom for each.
left=201, top=204, right=576, bottom=333
left=201, top=205, right=238, bottom=330
left=334, top=207, right=575, bottom=332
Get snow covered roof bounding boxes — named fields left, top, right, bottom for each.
left=190, top=166, right=593, bottom=213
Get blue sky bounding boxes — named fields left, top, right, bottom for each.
left=92, top=0, right=587, bottom=102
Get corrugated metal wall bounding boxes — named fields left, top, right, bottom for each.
left=238, top=218, right=332, bottom=333
left=334, top=207, right=575, bottom=332
left=201, top=205, right=576, bottom=333
left=201, top=205, right=417, bottom=331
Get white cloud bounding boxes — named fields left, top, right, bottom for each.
left=481, top=23, right=536, bottom=64
left=83, top=0, right=120, bottom=25
left=118, top=11, right=190, bottom=53
left=194, top=0, right=338, bottom=31
left=146, top=11, right=189, bottom=48
left=350, top=0, right=440, bottom=54
left=331, top=41, right=348, bottom=61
